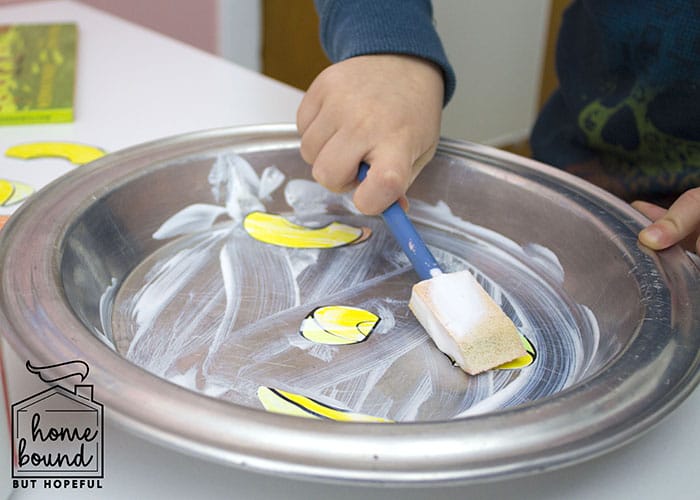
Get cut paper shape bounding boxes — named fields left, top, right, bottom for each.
left=0, top=180, right=34, bottom=206
left=257, top=387, right=392, bottom=423
left=0, top=215, right=9, bottom=231
left=497, top=335, right=536, bottom=370
left=0, top=179, right=14, bottom=205
left=243, top=211, right=371, bottom=248
left=5, top=141, right=106, bottom=165
left=300, top=305, right=380, bottom=345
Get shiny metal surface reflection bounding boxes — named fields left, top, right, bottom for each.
left=0, top=124, right=698, bottom=485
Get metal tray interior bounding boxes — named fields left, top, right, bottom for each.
left=1, top=124, right=698, bottom=484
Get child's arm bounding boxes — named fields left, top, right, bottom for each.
left=298, top=0, right=455, bottom=214
left=297, top=54, right=444, bottom=215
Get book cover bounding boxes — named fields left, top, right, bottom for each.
left=0, top=23, right=77, bottom=125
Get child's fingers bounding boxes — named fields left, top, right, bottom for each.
left=298, top=114, right=337, bottom=166
left=634, top=188, right=700, bottom=253
left=296, top=55, right=443, bottom=215
left=354, top=147, right=414, bottom=215
left=311, top=130, right=368, bottom=193
left=296, top=75, right=325, bottom=135
left=398, top=195, right=410, bottom=212
left=630, top=200, right=667, bottom=222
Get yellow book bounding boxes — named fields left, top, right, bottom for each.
left=0, top=23, right=77, bottom=125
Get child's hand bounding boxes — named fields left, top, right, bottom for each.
left=633, top=187, right=700, bottom=254
left=296, top=54, right=444, bottom=215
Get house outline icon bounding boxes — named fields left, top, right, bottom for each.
left=12, top=383, right=104, bottom=478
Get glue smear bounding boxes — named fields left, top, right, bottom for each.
left=105, top=153, right=600, bottom=421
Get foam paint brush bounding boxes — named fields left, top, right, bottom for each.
left=357, top=163, right=526, bottom=375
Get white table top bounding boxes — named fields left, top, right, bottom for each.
left=0, top=2, right=698, bottom=499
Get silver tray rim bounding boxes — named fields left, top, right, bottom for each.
left=1, top=123, right=698, bottom=486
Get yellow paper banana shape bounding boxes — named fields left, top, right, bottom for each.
left=0, top=180, right=34, bottom=206
left=497, top=335, right=536, bottom=370
left=300, top=305, right=379, bottom=345
left=6, top=142, right=106, bottom=165
left=0, top=179, right=14, bottom=205
left=243, top=211, right=371, bottom=248
left=257, top=387, right=392, bottom=423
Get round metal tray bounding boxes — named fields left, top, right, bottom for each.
left=1, top=124, right=698, bottom=485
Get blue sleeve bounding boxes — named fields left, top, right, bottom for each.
left=314, top=0, right=456, bottom=105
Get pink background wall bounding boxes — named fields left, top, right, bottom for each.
left=0, top=0, right=220, bottom=54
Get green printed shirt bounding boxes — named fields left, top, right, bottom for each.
left=531, top=0, right=700, bottom=204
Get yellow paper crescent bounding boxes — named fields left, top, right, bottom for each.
left=497, top=335, right=536, bottom=370
left=257, top=387, right=392, bottom=423
left=300, top=305, right=380, bottom=345
left=0, top=180, right=34, bottom=206
left=0, top=179, right=14, bottom=205
left=5, top=142, right=106, bottom=165
left=243, top=211, right=371, bottom=248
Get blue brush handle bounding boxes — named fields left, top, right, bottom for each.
left=357, top=162, right=442, bottom=281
